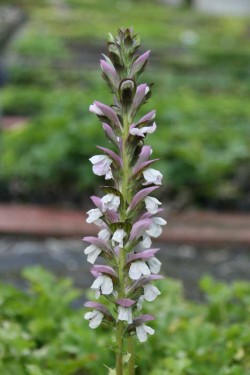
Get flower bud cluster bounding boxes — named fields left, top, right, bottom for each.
left=84, top=28, right=166, bottom=344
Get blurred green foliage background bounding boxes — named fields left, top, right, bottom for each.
left=1, top=267, right=250, bottom=375
left=1, top=3, right=250, bottom=374
left=1, top=0, right=250, bottom=209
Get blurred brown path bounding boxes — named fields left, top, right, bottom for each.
left=1, top=116, right=28, bottom=129
left=0, top=204, right=250, bottom=245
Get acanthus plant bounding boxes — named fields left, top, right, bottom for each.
left=83, top=28, right=166, bottom=375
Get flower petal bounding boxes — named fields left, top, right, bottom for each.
left=143, top=168, right=163, bottom=185
left=98, top=229, right=111, bottom=241
left=136, top=145, right=152, bottom=165
left=87, top=310, right=104, bottom=329
left=130, top=122, right=156, bottom=138
left=102, top=123, right=119, bottom=146
left=129, top=219, right=152, bottom=242
left=97, top=146, right=122, bottom=167
left=136, top=324, right=148, bottom=342
left=143, top=284, right=161, bottom=302
left=132, top=84, right=149, bottom=111
left=144, top=196, right=162, bottom=214
left=86, top=208, right=103, bottom=224
left=127, top=249, right=160, bottom=263
left=90, top=101, right=122, bottom=129
left=117, top=306, right=133, bottom=324
left=133, top=159, right=159, bottom=177
left=147, top=256, right=161, bottom=274
left=89, top=155, right=112, bottom=176
left=138, top=110, right=156, bottom=125
left=112, top=229, right=126, bottom=247
left=130, top=50, right=150, bottom=77
left=129, top=260, right=151, bottom=280
left=100, top=59, right=119, bottom=88
left=128, top=186, right=159, bottom=211
left=101, top=275, right=114, bottom=294
left=101, top=193, right=120, bottom=212
left=140, top=234, right=152, bottom=249
left=84, top=245, right=102, bottom=264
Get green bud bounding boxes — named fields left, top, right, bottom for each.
left=119, top=79, right=136, bottom=107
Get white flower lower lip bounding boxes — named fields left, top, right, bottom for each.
left=136, top=323, right=155, bottom=342
left=143, top=283, right=161, bottom=302
left=89, top=154, right=112, bottom=177
left=91, top=274, right=114, bottom=297
left=129, top=260, right=151, bottom=280
left=144, top=196, right=162, bottom=214
left=130, top=122, right=156, bottom=138
left=84, top=244, right=102, bottom=264
left=147, top=256, right=161, bottom=274
left=86, top=208, right=103, bottom=224
left=112, top=229, right=126, bottom=247
left=84, top=310, right=104, bottom=329
left=140, top=234, right=152, bottom=249
left=146, top=217, right=167, bottom=238
left=142, top=168, right=163, bottom=185
left=117, top=306, right=133, bottom=324
left=101, top=193, right=120, bottom=212
left=98, top=229, right=111, bottom=241
left=89, top=103, right=103, bottom=116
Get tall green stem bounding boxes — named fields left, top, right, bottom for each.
left=127, top=336, right=135, bottom=375
left=116, top=321, right=124, bottom=375
left=115, top=111, right=135, bottom=374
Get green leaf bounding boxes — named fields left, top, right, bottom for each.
left=104, top=365, right=116, bottom=375
left=123, top=352, right=132, bottom=364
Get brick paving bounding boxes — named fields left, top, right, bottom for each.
left=0, top=204, right=250, bottom=245
left=0, top=237, right=249, bottom=300
left=1, top=204, right=250, bottom=300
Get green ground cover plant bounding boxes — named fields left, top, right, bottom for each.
left=1, top=0, right=250, bottom=207
left=0, top=267, right=249, bottom=374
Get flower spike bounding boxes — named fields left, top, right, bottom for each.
left=84, top=28, right=166, bottom=373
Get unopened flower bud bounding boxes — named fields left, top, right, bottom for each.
left=119, top=79, right=136, bottom=107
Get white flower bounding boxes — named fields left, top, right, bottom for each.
left=148, top=257, right=161, bottom=274
left=91, top=274, right=113, bottom=298
left=142, top=168, right=163, bottom=185
left=84, top=310, right=104, bottom=329
left=89, top=155, right=112, bottom=178
left=129, top=261, right=151, bottom=280
left=98, top=228, right=111, bottom=241
left=146, top=217, right=167, bottom=238
left=84, top=245, right=102, bottom=264
left=112, top=229, right=126, bottom=248
left=143, top=284, right=161, bottom=302
left=86, top=208, right=103, bottom=226
left=140, top=217, right=166, bottom=248
left=105, top=169, right=113, bottom=180
left=117, top=306, right=133, bottom=324
left=140, top=234, right=152, bottom=249
left=136, top=324, right=155, bottom=342
left=89, top=103, right=103, bottom=115
left=144, top=196, right=162, bottom=214
left=101, top=193, right=120, bottom=212
left=130, top=122, right=156, bottom=138
left=137, top=296, right=144, bottom=311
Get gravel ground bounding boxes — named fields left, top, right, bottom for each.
left=0, top=236, right=250, bottom=301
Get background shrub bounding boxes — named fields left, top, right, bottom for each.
left=1, top=0, right=250, bottom=208
left=0, top=267, right=249, bottom=374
